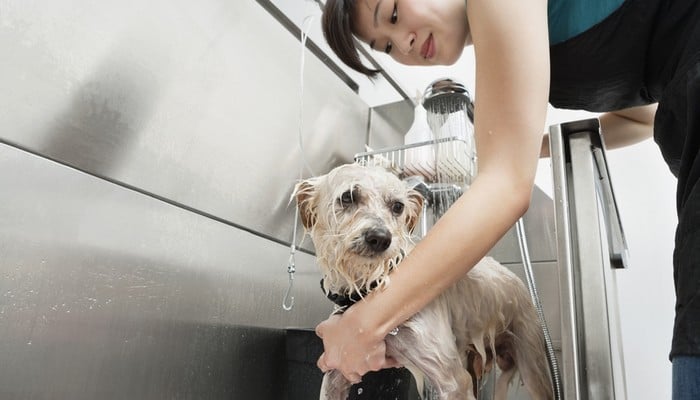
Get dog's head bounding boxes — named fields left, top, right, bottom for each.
left=293, top=163, right=424, bottom=296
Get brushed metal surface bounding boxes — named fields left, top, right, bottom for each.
left=550, top=120, right=628, bottom=400
left=0, top=0, right=369, bottom=253
left=549, top=122, right=582, bottom=400
left=491, top=187, right=557, bottom=264
left=569, top=132, right=625, bottom=400
left=0, top=143, right=333, bottom=399
left=367, top=99, right=415, bottom=151
left=0, top=1, right=565, bottom=399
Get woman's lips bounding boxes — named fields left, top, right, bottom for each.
left=421, top=34, right=435, bottom=59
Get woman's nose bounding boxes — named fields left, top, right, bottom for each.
left=395, top=32, right=416, bottom=55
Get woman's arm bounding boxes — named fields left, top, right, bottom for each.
left=539, top=103, right=657, bottom=157
left=316, top=0, right=550, bottom=381
left=600, top=103, right=657, bottom=148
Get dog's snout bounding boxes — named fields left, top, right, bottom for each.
left=364, top=227, right=392, bottom=252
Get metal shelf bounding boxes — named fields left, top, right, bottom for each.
left=354, top=136, right=476, bottom=186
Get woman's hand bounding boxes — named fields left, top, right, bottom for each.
left=315, top=308, right=401, bottom=383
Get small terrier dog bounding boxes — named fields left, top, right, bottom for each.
left=294, top=163, right=553, bottom=400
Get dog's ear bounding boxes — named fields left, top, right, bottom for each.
left=293, top=180, right=317, bottom=229
left=405, top=189, right=424, bottom=233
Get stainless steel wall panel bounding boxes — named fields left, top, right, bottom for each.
left=367, top=99, right=414, bottom=151
left=0, top=0, right=369, bottom=251
left=0, top=144, right=331, bottom=329
left=490, top=187, right=558, bottom=264
left=0, top=144, right=332, bottom=398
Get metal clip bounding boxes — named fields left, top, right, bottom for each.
left=282, top=246, right=297, bottom=311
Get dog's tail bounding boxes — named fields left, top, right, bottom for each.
left=511, top=304, right=555, bottom=400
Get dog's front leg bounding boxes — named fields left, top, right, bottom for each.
left=386, top=315, right=475, bottom=400
left=319, top=370, right=352, bottom=400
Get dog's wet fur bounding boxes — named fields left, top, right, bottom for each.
left=295, top=163, right=553, bottom=400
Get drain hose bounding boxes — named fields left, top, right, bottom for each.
left=515, top=218, right=563, bottom=400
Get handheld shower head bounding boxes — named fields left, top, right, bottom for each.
left=422, top=78, right=474, bottom=122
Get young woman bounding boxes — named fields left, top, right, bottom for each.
left=318, top=0, right=700, bottom=398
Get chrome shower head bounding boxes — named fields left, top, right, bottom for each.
left=422, top=78, right=474, bottom=122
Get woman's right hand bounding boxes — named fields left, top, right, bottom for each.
left=315, top=308, right=401, bottom=383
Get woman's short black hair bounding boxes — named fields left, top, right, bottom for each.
left=322, top=0, right=382, bottom=77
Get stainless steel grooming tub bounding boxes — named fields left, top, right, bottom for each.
left=550, top=118, right=629, bottom=400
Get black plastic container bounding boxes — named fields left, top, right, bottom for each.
left=285, top=328, right=421, bottom=400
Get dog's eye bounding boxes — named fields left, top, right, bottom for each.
left=340, top=190, right=354, bottom=207
left=391, top=201, right=404, bottom=215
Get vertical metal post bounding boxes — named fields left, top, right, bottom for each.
left=549, top=118, right=628, bottom=400
left=550, top=122, right=583, bottom=400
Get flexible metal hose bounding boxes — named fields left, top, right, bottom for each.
left=515, top=218, right=563, bottom=400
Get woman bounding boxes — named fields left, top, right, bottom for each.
left=318, top=0, right=700, bottom=398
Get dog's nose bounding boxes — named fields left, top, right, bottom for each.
left=364, top=227, right=392, bottom=252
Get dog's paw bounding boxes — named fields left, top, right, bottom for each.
left=319, top=370, right=352, bottom=400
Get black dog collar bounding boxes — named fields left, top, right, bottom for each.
left=320, top=278, right=401, bottom=336
left=320, top=279, right=378, bottom=311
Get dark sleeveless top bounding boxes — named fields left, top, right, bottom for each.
left=547, top=0, right=700, bottom=359
left=547, top=0, right=625, bottom=45
left=549, top=0, right=699, bottom=113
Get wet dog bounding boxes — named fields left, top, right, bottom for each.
left=294, top=163, right=553, bottom=400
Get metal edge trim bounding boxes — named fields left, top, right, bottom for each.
left=255, top=0, right=360, bottom=93
left=0, top=138, right=315, bottom=256
left=549, top=122, right=583, bottom=400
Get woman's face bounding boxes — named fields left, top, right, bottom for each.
left=352, top=0, right=469, bottom=67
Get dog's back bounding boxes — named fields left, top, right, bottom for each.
left=446, top=257, right=553, bottom=399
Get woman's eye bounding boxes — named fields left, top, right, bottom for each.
left=384, top=42, right=393, bottom=54
left=391, top=201, right=404, bottom=215
left=340, top=190, right=354, bottom=206
left=390, top=3, right=398, bottom=24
